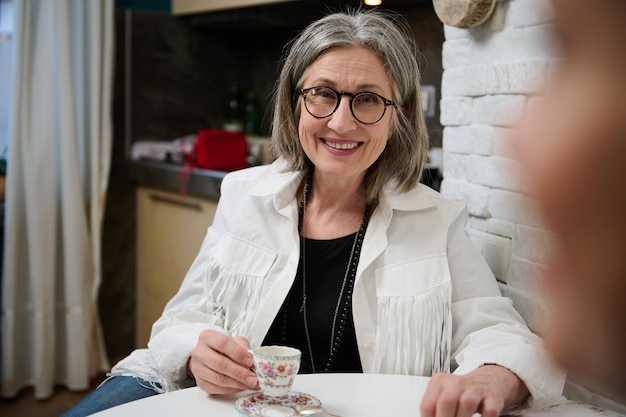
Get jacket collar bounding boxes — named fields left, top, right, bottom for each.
left=380, top=181, right=437, bottom=212
left=245, top=157, right=437, bottom=212
left=244, top=158, right=304, bottom=213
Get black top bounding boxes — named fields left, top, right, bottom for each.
left=262, top=233, right=363, bottom=373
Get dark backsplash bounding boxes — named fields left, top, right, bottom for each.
left=125, top=4, right=443, bottom=144
left=128, top=9, right=294, bottom=142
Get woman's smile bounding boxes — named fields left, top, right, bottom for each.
left=322, top=138, right=363, bottom=152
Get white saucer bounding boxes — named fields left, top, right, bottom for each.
left=234, top=391, right=321, bottom=417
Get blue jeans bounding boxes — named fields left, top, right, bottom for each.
left=60, top=376, right=161, bottom=417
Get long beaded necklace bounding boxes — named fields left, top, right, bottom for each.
left=298, top=172, right=372, bottom=373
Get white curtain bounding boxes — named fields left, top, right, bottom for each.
left=1, top=0, right=113, bottom=399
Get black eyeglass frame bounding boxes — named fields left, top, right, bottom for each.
left=297, top=86, right=396, bottom=124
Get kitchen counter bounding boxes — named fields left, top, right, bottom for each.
left=128, top=149, right=443, bottom=199
left=129, top=160, right=226, bottom=199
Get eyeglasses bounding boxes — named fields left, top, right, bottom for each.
left=298, top=86, right=396, bottom=124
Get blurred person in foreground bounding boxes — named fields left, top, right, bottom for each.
left=63, top=9, right=564, bottom=417
left=514, top=0, right=626, bottom=410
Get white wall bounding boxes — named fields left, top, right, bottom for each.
left=439, top=0, right=557, bottom=332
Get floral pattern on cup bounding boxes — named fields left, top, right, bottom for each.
left=251, top=345, right=301, bottom=397
left=256, top=361, right=299, bottom=380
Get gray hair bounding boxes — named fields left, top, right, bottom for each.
left=270, top=9, right=428, bottom=200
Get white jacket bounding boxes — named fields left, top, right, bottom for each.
left=112, top=159, right=564, bottom=408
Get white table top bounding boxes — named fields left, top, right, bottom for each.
left=88, top=373, right=618, bottom=417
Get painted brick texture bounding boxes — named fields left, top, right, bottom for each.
left=439, top=0, right=557, bottom=333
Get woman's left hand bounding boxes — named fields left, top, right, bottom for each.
left=419, top=365, right=529, bottom=417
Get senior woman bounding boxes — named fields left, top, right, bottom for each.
left=62, top=9, right=563, bottom=417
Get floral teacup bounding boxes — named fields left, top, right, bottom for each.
left=251, top=345, right=301, bottom=397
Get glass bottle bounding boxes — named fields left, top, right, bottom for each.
left=244, top=91, right=261, bottom=136
left=223, top=84, right=244, bottom=132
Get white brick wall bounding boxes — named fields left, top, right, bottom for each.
left=443, top=126, right=493, bottom=155
left=506, top=0, right=554, bottom=28
left=440, top=179, right=490, bottom=217
left=439, top=0, right=557, bottom=334
left=472, top=95, right=525, bottom=126
left=467, top=155, right=521, bottom=190
left=440, top=97, right=472, bottom=125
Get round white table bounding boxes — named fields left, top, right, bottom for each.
left=87, top=373, right=618, bottom=417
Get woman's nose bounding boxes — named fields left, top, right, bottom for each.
left=327, top=96, right=358, bottom=132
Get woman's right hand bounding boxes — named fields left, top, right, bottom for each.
left=188, top=329, right=259, bottom=395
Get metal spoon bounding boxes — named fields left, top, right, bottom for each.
left=297, top=405, right=340, bottom=417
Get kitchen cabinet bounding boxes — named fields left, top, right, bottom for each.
left=136, top=186, right=218, bottom=347
left=116, top=0, right=297, bottom=14
left=172, top=0, right=296, bottom=15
